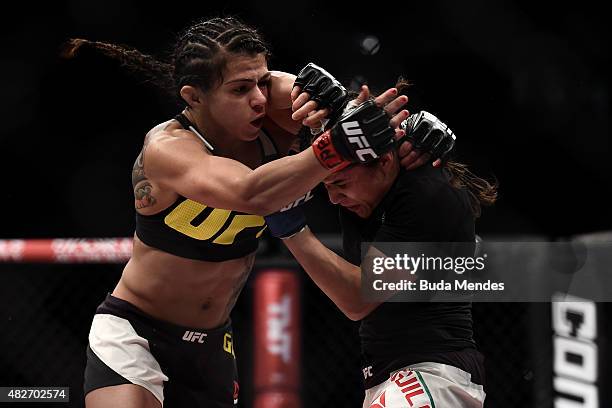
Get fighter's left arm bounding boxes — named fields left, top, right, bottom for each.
left=264, top=67, right=355, bottom=141
left=266, top=67, right=409, bottom=154
left=265, top=71, right=302, bottom=135
left=283, top=228, right=382, bottom=321
left=268, top=63, right=410, bottom=136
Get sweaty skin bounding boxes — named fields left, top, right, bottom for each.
left=115, top=57, right=409, bottom=329
left=116, top=62, right=316, bottom=328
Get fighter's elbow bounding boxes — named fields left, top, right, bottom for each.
left=342, top=304, right=373, bottom=322
left=243, top=194, right=276, bottom=216
left=345, top=312, right=364, bottom=322
left=233, top=183, right=276, bottom=215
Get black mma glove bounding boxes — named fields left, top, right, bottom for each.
left=311, top=100, right=396, bottom=171
left=399, top=111, right=456, bottom=162
left=293, top=63, right=349, bottom=126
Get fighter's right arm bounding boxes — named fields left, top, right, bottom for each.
left=146, top=99, right=402, bottom=215
left=145, top=133, right=329, bottom=215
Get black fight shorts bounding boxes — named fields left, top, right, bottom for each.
left=84, top=294, right=239, bottom=407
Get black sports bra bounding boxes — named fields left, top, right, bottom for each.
left=135, top=114, right=279, bottom=261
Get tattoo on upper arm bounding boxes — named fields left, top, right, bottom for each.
left=132, top=151, right=146, bottom=186
left=135, top=181, right=157, bottom=209
left=132, top=134, right=157, bottom=209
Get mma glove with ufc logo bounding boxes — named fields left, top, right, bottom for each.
left=311, top=100, right=396, bottom=172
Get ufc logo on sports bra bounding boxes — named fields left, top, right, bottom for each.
left=341, top=121, right=378, bottom=162
left=164, top=200, right=267, bottom=244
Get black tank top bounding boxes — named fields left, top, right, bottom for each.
left=340, top=166, right=485, bottom=387
left=135, top=114, right=279, bottom=262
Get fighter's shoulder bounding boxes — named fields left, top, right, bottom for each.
left=395, top=166, right=448, bottom=194
left=393, top=166, right=470, bottom=219
left=146, top=118, right=208, bottom=150
left=385, top=167, right=451, bottom=215
left=143, top=120, right=212, bottom=172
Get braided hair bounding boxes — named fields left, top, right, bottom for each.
left=62, top=17, right=271, bottom=103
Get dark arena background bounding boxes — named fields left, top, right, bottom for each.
left=1, top=1, right=610, bottom=407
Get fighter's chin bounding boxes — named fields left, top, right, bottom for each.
left=345, top=204, right=371, bottom=218
left=239, top=125, right=261, bottom=141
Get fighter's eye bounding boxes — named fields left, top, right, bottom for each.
left=234, top=86, right=249, bottom=94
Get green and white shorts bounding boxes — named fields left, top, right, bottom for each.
left=363, top=362, right=485, bottom=408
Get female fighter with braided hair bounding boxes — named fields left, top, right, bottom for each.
left=62, top=16, right=422, bottom=408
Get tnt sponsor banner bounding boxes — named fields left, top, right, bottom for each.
left=254, top=269, right=301, bottom=408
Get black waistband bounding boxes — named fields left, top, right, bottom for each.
left=363, top=348, right=485, bottom=389
left=96, top=293, right=232, bottom=338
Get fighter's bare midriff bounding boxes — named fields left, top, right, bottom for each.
left=115, top=101, right=296, bottom=330
left=113, top=235, right=254, bottom=329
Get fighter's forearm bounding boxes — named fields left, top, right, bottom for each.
left=268, top=71, right=295, bottom=109
left=283, top=228, right=377, bottom=321
left=262, top=71, right=302, bottom=135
